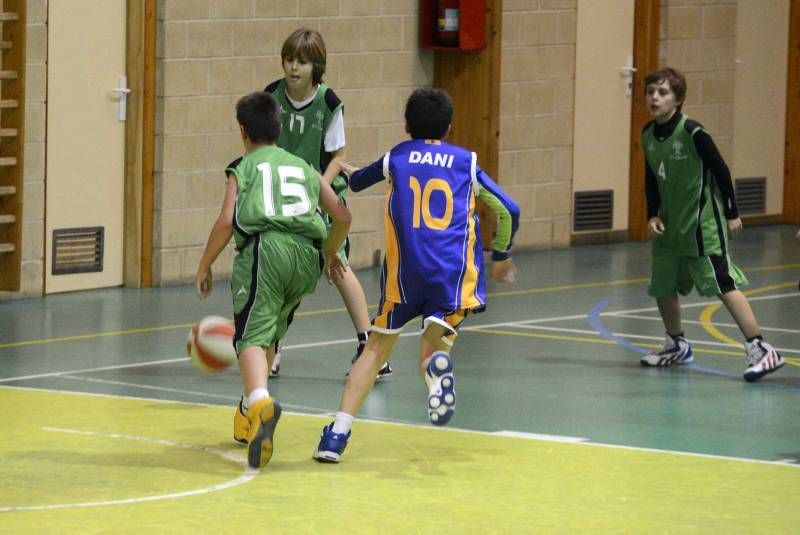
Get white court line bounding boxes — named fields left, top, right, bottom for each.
left=512, top=324, right=800, bottom=353
left=58, top=375, right=240, bottom=401
left=494, top=430, right=588, bottom=443
left=0, top=426, right=258, bottom=512
left=0, top=317, right=585, bottom=384
left=601, top=291, right=800, bottom=316
left=2, top=384, right=797, bottom=470
left=58, top=375, right=332, bottom=414
left=607, top=313, right=800, bottom=335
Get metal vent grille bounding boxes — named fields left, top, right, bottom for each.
left=51, top=226, right=104, bottom=275
left=573, top=190, right=613, bottom=231
left=734, top=177, right=766, bottom=215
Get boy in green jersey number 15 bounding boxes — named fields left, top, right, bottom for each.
left=639, top=67, right=784, bottom=382
left=195, top=92, right=351, bottom=469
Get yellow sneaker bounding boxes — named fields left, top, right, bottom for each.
left=246, top=397, right=282, bottom=469
left=233, top=397, right=249, bottom=444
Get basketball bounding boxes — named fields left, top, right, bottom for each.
left=186, top=315, right=237, bottom=373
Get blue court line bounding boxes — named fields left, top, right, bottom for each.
left=587, top=299, right=800, bottom=392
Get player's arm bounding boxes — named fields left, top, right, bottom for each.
left=644, top=159, right=664, bottom=236
left=196, top=173, right=236, bottom=298
left=317, top=173, right=352, bottom=282
left=348, top=154, right=388, bottom=192
left=320, top=150, right=345, bottom=186
left=321, top=99, right=346, bottom=186
left=690, top=127, right=741, bottom=236
left=475, top=167, right=520, bottom=283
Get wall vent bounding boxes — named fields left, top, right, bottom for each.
left=51, top=226, right=104, bottom=275
left=734, top=177, right=766, bottom=215
left=573, top=190, right=613, bottom=231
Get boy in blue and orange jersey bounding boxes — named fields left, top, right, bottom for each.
left=313, top=88, right=520, bottom=463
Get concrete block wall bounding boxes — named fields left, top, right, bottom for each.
left=0, top=0, right=747, bottom=296
left=660, top=0, right=736, bottom=161
left=154, top=0, right=428, bottom=284
left=499, top=0, right=576, bottom=249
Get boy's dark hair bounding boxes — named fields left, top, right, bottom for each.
left=281, top=29, right=327, bottom=85
left=236, top=91, right=282, bottom=144
left=405, top=88, right=453, bottom=140
left=644, top=67, right=687, bottom=111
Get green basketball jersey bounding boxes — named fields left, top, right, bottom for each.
left=266, top=79, right=348, bottom=195
left=227, top=145, right=326, bottom=250
left=642, top=115, right=728, bottom=257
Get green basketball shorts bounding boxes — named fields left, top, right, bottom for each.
left=648, top=249, right=748, bottom=298
left=231, top=231, right=323, bottom=353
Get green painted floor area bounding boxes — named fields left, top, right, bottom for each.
left=1, top=225, right=799, bottom=529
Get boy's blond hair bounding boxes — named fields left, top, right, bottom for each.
left=281, top=29, right=327, bottom=85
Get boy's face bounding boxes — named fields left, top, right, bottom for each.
left=282, top=56, right=314, bottom=92
left=645, top=79, right=680, bottom=122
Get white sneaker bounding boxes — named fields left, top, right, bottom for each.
left=270, top=344, right=282, bottom=377
left=640, top=335, right=694, bottom=367
left=743, top=339, right=784, bottom=382
left=426, top=352, right=455, bottom=426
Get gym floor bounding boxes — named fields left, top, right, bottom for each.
left=1, top=225, right=799, bottom=532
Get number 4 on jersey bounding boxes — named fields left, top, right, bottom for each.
left=657, top=161, right=666, bottom=181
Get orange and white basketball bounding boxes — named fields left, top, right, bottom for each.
left=186, top=315, right=237, bottom=373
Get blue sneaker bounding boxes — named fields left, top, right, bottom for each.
left=426, top=351, right=456, bottom=426
left=313, top=423, right=351, bottom=463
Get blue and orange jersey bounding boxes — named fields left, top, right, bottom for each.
left=350, top=138, right=519, bottom=309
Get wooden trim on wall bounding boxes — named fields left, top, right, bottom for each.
left=785, top=0, right=800, bottom=224
left=123, top=0, right=155, bottom=288
left=142, top=0, right=155, bottom=287
left=433, top=0, right=502, bottom=243
left=123, top=0, right=144, bottom=287
left=627, top=0, right=661, bottom=241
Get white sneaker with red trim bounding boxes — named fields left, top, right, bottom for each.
left=743, top=339, right=785, bottom=382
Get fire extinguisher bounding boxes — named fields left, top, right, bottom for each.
left=436, top=0, right=459, bottom=47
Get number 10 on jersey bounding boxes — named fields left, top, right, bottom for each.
left=409, top=176, right=453, bottom=230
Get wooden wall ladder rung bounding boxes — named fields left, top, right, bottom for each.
left=0, top=0, right=26, bottom=291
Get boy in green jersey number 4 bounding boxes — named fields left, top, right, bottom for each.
left=263, top=29, right=391, bottom=380
left=195, top=92, right=351, bottom=468
left=640, top=67, right=784, bottom=382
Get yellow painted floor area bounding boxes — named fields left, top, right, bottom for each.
left=1, top=387, right=798, bottom=533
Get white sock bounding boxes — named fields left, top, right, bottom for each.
left=247, top=388, right=269, bottom=410
left=332, top=412, right=354, bottom=434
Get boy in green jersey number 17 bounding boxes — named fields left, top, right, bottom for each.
left=639, top=67, right=784, bottom=382
left=263, top=29, right=390, bottom=380
left=195, top=92, right=351, bottom=469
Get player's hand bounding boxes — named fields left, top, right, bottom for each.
left=648, top=217, right=665, bottom=237
left=339, top=161, right=359, bottom=178
left=491, top=258, right=517, bottom=283
left=795, top=228, right=800, bottom=241
left=196, top=268, right=213, bottom=298
left=325, top=251, right=347, bottom=284
left=727, top=217, right=742, bottom=238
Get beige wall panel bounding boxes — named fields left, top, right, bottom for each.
left=45, top=0, right=126, bottom=293
left=731, top=0, right=789, bottom=215
left=572, top=0, right=635, bottom=231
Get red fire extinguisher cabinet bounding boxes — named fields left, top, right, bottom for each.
left=419, top=0, right=486, bottom=51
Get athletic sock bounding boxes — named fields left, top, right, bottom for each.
left=331, top=412, right=354, bottom=434
left=247, top=388, right=269, bottom=409
left=667, top=331, right=684, bottom=340
left=746, top=334, right=763, bottom=343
